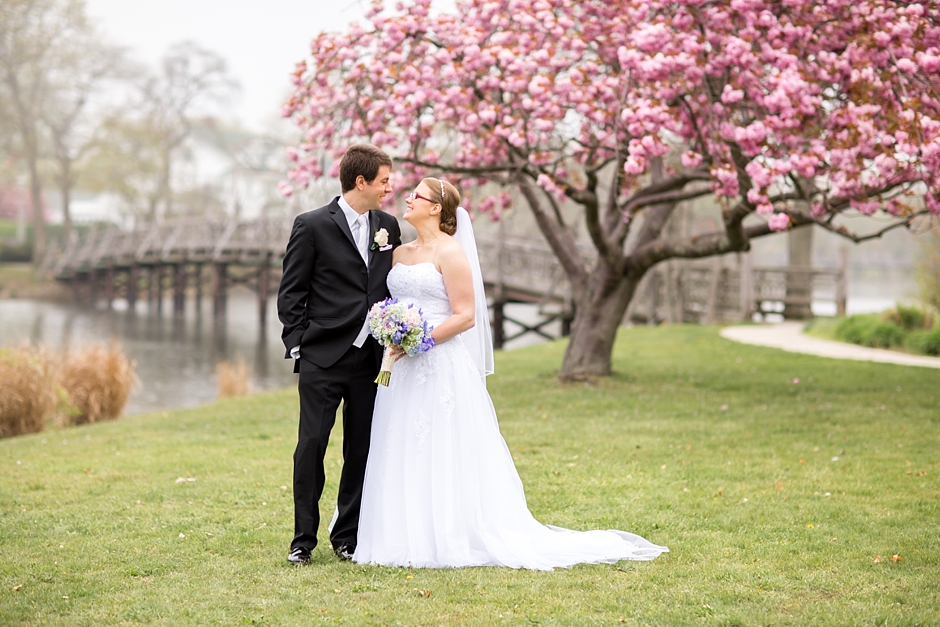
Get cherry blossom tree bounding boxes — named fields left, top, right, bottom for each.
left=282, top=0, right=940, bottom=378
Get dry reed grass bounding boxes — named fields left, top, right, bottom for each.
left=216, top=356, right=251, bottom=398
left=59, top=344, right=137, bottom=425
left=0, top=346, right=56, bottom=437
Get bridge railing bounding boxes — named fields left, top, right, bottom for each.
left=51, top=217, right=296, bottom=277
left=476, top=237, right=595, bottom=305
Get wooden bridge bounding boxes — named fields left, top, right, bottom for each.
left=44, top=216, right=579, bottom=348
left=45, top=216, right=847, bottom=347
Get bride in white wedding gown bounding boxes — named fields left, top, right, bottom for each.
left=353, top=178, right=668, bottom=570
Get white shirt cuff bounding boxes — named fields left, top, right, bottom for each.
left=290, top=346, right=300, bottom=359
left=352, top=320, right=370, bottom=348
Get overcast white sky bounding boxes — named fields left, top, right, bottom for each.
left=84, top=0, right=379, bottom=131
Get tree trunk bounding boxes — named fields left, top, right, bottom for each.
left=560, top=263, right=642, bottom=378
left=26, top=138, right=46, bottom=265
left=59, top=159, right=73, bottom=242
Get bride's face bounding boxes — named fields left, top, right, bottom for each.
left=403, top=182, right=441, bottom=226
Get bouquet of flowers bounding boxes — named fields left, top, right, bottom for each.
left=367, top=298, right=436, bottom=386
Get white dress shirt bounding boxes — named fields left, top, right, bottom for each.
left=339, top=196, right=370, bottom=264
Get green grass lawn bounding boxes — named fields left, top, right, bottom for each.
left=2, top=326, right=938, bottom=626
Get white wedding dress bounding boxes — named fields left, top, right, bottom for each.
left=353, top=262, right=668, bottom=570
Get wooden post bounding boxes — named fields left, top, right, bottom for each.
left=145, top=266, right=154, bottom=311
left=90, top=269, right=100, bottom=307
left=127, top=265, right=139, bottom=311
left=704, top=258, right=723, bottom=324
left=664, top=262, right=679, bottom=323
left=739, top=252, right=753, bottom=321
left=784, top=224, right=814, bottom=319
left=561, top=293, right=573, bottom=337
left=105, top=267, right=115, bottom=309
left=258, top=255, right=271, bottom=328
left=836, top=247, right=848, bottom=317
left=648, top=270, right=661, bottom=323
left=193, top=263, right=203, bottom=314
left=155, top=265, right=165, bottom=314
left=492, top=217, right=506, bottom=348
left=492, top=298, right=505, bottom=349
left=173, top=263, right=186, bottom=315
left=213, top=262, right=227, bottom=317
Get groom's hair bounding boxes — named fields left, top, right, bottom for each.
left=339, top=144, right=393, bottom=193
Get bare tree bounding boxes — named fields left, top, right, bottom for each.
left=39, top=26, right=126, bottom=241
left=140, top=41, right=238, bottom=222
left=80, top=115, right=163, bottom=220
left=0, top=0, right=86, bottom=262
left=81, top=42, right=238, bottom=223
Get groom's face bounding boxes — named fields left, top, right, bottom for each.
left=360, top=165, right=393, bottom=210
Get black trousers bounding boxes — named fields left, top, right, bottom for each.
left=292, top=342, right=379, bottom=551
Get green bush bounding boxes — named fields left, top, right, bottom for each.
left=882, top=304, right=932, bottom=330
left=0, top=219, right=96, bottom=262
left=835, top=314, right=904, bottom=348
left=835, top=315, right=875, bottom=345
left=867, top=321, right=905, bottom=348
left=904, top=327, right=940, bottom=356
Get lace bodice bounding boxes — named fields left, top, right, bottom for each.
left=387, top=263, right=453, bottom=326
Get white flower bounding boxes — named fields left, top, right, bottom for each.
left=373, top=228, right=389, bottom=248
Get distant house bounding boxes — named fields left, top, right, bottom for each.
left=0, top=184, right=44, bottom=222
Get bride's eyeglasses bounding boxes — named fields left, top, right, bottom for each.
left=406, top=191, right=435, bottom=203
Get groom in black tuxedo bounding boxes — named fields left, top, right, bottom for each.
left=277, top=144, right=402, bottom=564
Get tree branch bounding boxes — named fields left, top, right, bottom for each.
left=611, top=172, right=711, bottom=243
left=631, top=206, right=932, bottom=271
left=567, top=169, right=619, bottom=267
left=777, top=208, right=930, bottom=243
left=398, top=156, right=522, bottom=175
left=517, top=176, right=590, bottom=291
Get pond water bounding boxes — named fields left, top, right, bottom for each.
left=0, top=291, right=551, bottom=416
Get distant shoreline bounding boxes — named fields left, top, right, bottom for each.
left=0, top=263, right=70, bottom=301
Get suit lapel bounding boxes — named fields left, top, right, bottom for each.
left=368, top=211, right=378, bottom=267
left=329, top=198, right=359, bottom=252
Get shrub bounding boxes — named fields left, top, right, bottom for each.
left=882, top=304, right=932, bottom=331
left=0, top=347, right=56, bottom=437
left=217, top=356, right=250, bottom=398
left=59, top=345, right=137, bottom=425
left=865, top=321, right=905, bottom=348
left=904, top=327, right=940, bottom=356
left=835, top=314, right=904, bottom=348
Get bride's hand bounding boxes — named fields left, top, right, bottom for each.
left=389, top=345, right=406, bottom=362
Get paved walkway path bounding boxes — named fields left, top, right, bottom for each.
left=720, top=322, right=940, bottom=370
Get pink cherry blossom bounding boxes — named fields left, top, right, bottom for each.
left=277, top=181, right=295, bottom=198
left=768, top=213, right=791, bottom=231
left=279, top=0, right=940, bottom=377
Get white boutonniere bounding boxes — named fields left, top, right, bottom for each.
left=371, top=228, right=390, bottom=251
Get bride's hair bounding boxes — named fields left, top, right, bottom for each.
left=422, top=177, right=460, bottom=236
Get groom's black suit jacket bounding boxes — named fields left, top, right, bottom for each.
left=277, top=197, right=402, bottom=372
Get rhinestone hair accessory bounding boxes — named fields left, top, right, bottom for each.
left=439, top=179, right=446, bottom=201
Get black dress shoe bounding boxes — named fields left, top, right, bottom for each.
left=287, top=547, right=311, bottom=564
left=333, top=544, right=355, bottom=561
